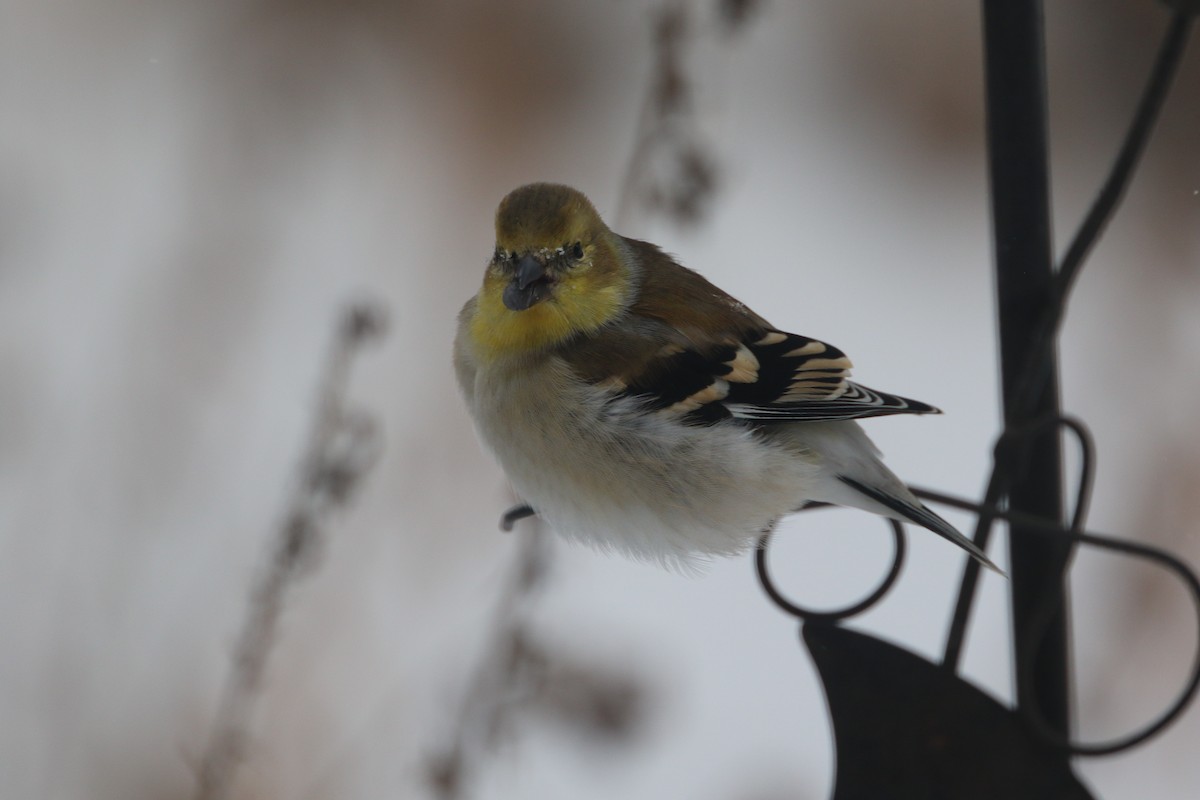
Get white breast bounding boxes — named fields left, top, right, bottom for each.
left=469, top=354, right=820, bottom=568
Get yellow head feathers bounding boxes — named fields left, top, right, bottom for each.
left=470, top=184, right=634, bottom=360
left=494, top=183, right=605, bottom=255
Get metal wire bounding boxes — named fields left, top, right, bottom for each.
left=753, top=404, right=1200, bottom=757
left=755, top=8, right=1198, bottom=758
left=941, top=6, right=1195, bottom=746
left=942, top=414, right=1096, bottom=671
left=912, top=483, right=1200, bottom=757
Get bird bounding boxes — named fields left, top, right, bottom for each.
left=454, top=182, right=998, bottom=572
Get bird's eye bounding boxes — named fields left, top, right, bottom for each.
left=570, top=242, right=584, bottom=260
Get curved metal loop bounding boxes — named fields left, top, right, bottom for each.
left=940, top=413, right=1097, bottom=670
left=1017, top=413, right=1096, bottom=532
left=755, top=516, right=906, bottom=624
left=979, top=414, right=1200, bottom=754
left=992, top=413, right=1096, bottom=534
left=1017, top=526, right=1200, bottom=757
left=916, top=478, right=1200, bottom=758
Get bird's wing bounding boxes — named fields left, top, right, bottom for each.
left=559, top=252, right=938, bottom=424
left=719, top=329, right=940, bottom=422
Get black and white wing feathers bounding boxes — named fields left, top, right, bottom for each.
left=565, top=323, right=940, bottom=426
left=721, top=331, right=939, bottom=422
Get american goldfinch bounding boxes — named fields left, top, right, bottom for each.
left=455, top=183, right=997, bottom=572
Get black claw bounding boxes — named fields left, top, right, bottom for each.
left=500, top=504, right=536, bottom=532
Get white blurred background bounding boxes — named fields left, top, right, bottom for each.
left=2, top=1, right=1198, bottom=798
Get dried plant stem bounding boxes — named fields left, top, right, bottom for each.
left=614, top=1, right=720, bottom=230
left=193, top=303, right=386, bottom=800
left=427, top=525, right=553, bottom=799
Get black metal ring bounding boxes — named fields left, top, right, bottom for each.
left=755, top=516, right=907, bottom=623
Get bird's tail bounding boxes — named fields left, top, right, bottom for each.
left=780, top=420, right=1003, bottom=574
left=837, top=475, right=1004, bottom=575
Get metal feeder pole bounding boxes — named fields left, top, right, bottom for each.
left=982, top=0, right=1072, bottom=737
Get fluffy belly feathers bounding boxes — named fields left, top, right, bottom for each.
left=471, top=357, right=818, bottom=566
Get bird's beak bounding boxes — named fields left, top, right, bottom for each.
left=503, top=254, right=553, bottom=311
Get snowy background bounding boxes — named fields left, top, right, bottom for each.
left=2, top=1, right=1199, bottom=798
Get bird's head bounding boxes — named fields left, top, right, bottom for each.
left=472, top=183, right=633, bottom=357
